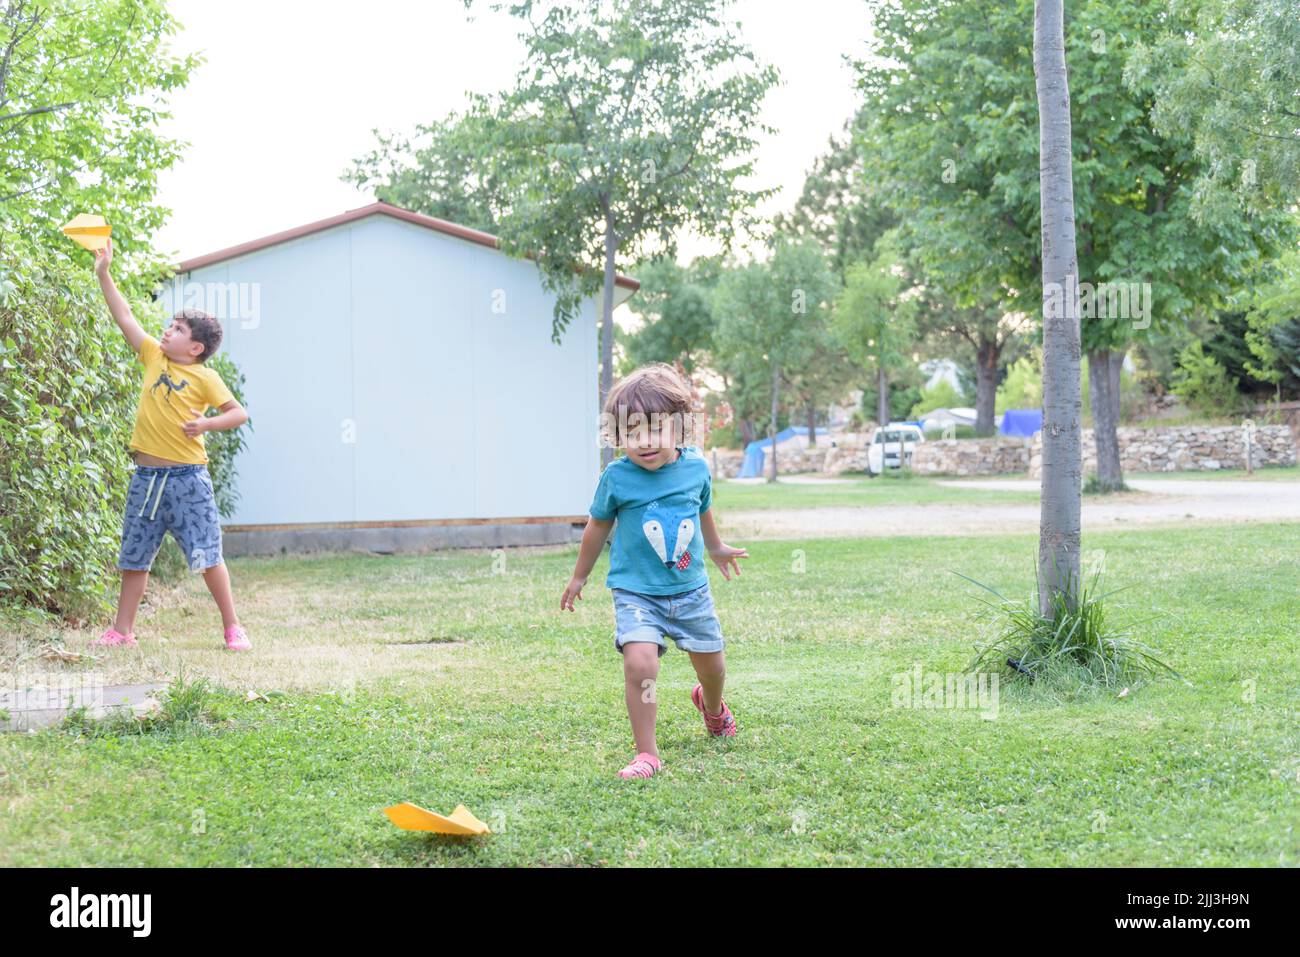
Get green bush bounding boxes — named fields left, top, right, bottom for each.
left=1171, top=341, right=1244, bottom=417
left=204, top=352, right=249, bottom=519
left=996, top=354, right=1043, bottom=413
left=0, top=242, right=137, bottom=619
left=908, top=379, right=964, bottom=418
left=923, top=424, right=980, bottom=439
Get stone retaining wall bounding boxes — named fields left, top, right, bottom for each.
left=1028, top=424, right=1296, bottom=477
left=704, top=423, right=1296, bottom=479
left=912, top=437, right=1032, bottom=476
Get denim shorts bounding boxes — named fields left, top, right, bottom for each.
left=117, top=464, right=223, bottom=572
left=611, top=582, right=725, bottom=657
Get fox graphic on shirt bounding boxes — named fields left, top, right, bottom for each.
left=641, top=502, right=696, bottom=571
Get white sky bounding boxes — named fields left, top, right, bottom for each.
left=153, top=0, right=872, bottom=279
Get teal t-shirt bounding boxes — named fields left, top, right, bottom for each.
left=589, top=446, right=713, bottom=596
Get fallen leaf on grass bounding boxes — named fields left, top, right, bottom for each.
left=38, top=647, right=92, bottom=664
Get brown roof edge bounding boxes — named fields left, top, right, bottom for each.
left=174, top=201, right=639, bottom=292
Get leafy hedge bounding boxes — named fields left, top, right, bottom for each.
left=0, top=239, right=247, bottom=620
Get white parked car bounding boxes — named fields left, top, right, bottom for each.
left=866, top=424, right=925, bottom=475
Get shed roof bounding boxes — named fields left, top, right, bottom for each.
left=174, top=201, right=640, bottom=300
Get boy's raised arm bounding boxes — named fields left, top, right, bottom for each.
left=93, top=239, right=147, bottom=353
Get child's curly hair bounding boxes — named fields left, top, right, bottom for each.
left=174, top=308, right=223, bottom=362
left=602, top=363, right=702, bottom=447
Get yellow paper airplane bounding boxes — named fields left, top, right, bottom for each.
left=383, top=802, right=491, bottom=836
left=61, top=213, right=112, bottom=251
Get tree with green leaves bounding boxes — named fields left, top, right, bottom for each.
left=350, top=0, right=779, bottom=466
left=832, top=245, right=918, bottom=428
left=713, top=239, right=836, bottom=481
left=855, top=0, right=1295, bottom=489
left=1127, top=0, right=1300, bottom=220
left=911, top=290, right=1028, bottom=436
left=781, top=321, right=858, bottom=448
left=619, top=255, right=720, bottom=376
left=1243, top=247, right=1300, bottom=400
left=773, top=108, right=897, bottom=286
left=1, top=0, right=196, bottom=280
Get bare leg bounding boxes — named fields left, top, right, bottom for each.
left=622, top=642, right=661, bottom=757
left=112, top=570, right=150, bottom=634
left=688, top=650, right=726, bottom=715
left=201, top=562, right=240, bottom=630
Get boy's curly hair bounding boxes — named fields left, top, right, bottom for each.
left=175, top=308, right=223, bottom=362
left=603, top=363, right=701, bottom=447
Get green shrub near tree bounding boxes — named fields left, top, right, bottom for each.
left=1172, top=341, right=1244, bottom=418
left=0, top=240, right=137, bottom=618
left=908, top=379, right=963, bottom=419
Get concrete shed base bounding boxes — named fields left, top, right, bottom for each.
left=223, top=521, right=585, bottom=557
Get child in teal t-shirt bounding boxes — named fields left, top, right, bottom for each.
left=561, top=363, right=748, bottom=780
left=588, top=443, right=713, bottom=594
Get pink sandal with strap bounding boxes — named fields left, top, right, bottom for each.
left=691, top=683, right=737, bottom=737
left=618, top=752, right=663, bottom=779
left=91, top=628, right=137, bottom=647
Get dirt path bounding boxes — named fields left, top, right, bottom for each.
left=718, top=478, right=1300, bottom=539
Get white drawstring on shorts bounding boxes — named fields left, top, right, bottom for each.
left=136, top=472, right=169, bottom=520
left=149, top=474, right=169, bottom=520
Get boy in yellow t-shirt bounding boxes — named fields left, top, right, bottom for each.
left=90, top=238, right=254, bottom=652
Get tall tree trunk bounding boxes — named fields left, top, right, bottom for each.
left=1109, top=348, right=1122, bottom=420
left=598, top=211, right=617, bottom=468
left=975, top=337, right=1000, bottom=436
left=1088, top=348, right=1124, bottom=490
left=877, top=365, right=889, bottom=426
left=768, top=362, right=780, bottom=483
left=1034, top=0, right=1082, bottom=616
left=807, top=399, right=817, bottom=447
left=739, top=419, right=755, bottom=446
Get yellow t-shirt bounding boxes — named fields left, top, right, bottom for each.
left=128, top=336, right=235, bottom=464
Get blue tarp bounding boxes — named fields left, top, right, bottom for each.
left=999, top=408, right=1043, bottom=437
left=738, top=426, right=830, bottom=478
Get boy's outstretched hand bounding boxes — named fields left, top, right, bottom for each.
left=708, top=543, right=749, bottom=581
left=93, top=237, right=113, bottom=278
left=560, top=575, right=587, bottom=612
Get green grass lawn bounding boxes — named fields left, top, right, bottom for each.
left=716, top=473, right=1038, bottom=510
left=2, top=523, right=1297, bottom=866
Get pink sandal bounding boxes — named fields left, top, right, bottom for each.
left=92, top=628, right=137, bottom=647
left=224, top=625, right=252, bottom=651
left=691, top=683, right=737, bottom=737
left=618, top=752, right=663, bottom=779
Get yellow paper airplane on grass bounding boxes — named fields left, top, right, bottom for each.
left=61, top=213, right=112, bottom=251
left=383, top=802, right=491, bottom=836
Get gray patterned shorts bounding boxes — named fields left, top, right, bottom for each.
left=117, top=464, right=223, bottom=571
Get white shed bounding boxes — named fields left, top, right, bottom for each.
left=159, top=201, right=638, bottom=554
